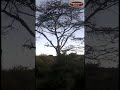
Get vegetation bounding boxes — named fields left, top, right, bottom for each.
left=1, top=55, right=118, bottom=90
left=36, top=0, right=84, bottom=56
left=85, top=63, right=119, bottom=90
left=36, top=54, right=84, bottom=90
left=1, top=0, right=119, bottom=90
left=1, top=66, right=35, bottom=90
left=36, top=54, right=119, bottom=90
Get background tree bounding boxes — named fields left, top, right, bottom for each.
left=1, top=0, right=35, bottom=71
left=36, top=0, right=84, bottom=56
left=84, top=0, right=119, bottom=65
left=1, top=0, right=35, bottom=36
left=1, top=0, right=35, bottom=49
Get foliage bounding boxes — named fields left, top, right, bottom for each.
left=85, top=63, right=119, bottom=90
left=36, top=54, right=84, bottom=90
left=1, top=66, right=35, bottom=90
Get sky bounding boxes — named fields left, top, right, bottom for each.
left=36, top=0, right=85, bottom=56
left=1, top=0, right=118, bottom=69
left=36, top=0, right=119, bottom=68
left=85, top=2, right=119, bottom=68
left=1, top=3, right=35, bottom=69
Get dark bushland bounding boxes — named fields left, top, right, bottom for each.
left=36, top=54, right=84, bottom=90
left=1, top=65, right=35, bottom=90
left=85, top=63, right=119, bottom=90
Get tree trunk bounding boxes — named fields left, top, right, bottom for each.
left=56, top=49, right=61, bottom=56
left=56, top=47, right=62, bottom=60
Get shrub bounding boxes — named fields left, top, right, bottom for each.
left=36, top=54, right=84, bottom=90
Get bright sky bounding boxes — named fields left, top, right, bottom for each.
left=36, top=0, right=85, bottom=56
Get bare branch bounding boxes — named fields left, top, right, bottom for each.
left=1, top=9, right=35, bottom=37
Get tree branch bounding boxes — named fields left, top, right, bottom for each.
left=1, top=9, right=35, bottom=37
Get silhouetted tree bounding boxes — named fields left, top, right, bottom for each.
left=84, top=0, right=119, bottom=64
left=1, top=0, right=36, bottom=73
left=1, top=0, right=119, bottom=62
left=1, top=0, right=35, bottom=37
left=36, top=0, right=84, bottom=56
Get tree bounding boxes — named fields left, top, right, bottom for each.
left=1, top=0, right=36, bottom=71
left=1, top=0, right=119, bottom=64
left=1, top=0, right=35, bottom=37
left=84, top=0, right=119, bottom=65
left=1, top=0, right=36, bottom=50
left=36, top=0, right=84, bottom=56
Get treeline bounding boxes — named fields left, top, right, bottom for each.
left=36, top=54, right=119, bottom=90
left=85, top=63, right=119, bottom=90
left=1, top=65, right=35, bottom=90
left=1, top=54, right=118, bottom=90
left=36, top=53, right=84, bottom=90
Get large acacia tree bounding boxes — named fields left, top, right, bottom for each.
left=36, top=0, right=84, bottom=56
left=1, top=0, right=119, bottom=64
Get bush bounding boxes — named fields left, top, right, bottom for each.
left=1, top=66, right=35, bottom=90
left=36, top=54, right=84, bottom=90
